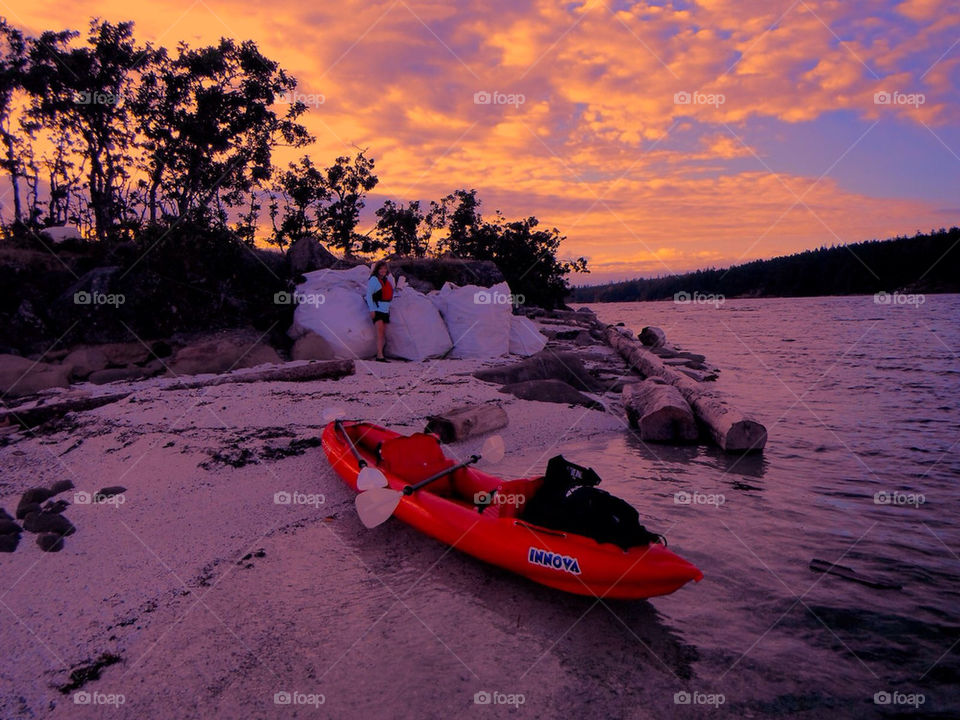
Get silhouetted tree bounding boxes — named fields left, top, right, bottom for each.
left=25, top=20, right=147, bottom=240
left=131, top=36, right=311, bottom=227
left=0, top=20, right=29, bottom=224
left=321, top=151, right=379, bottom=255
left=264, top=156, right=330, bottom=250
left=375, top=199, right=430, bottom=256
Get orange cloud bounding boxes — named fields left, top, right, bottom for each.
left=3, top=0, right=955, bottom=284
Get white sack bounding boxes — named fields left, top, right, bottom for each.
left=289, top=286, right=376, bottom=359
left=509, top=315, right=547, bottom=356
left=385, top=289, right=453, bottom=361
left=435, top=282, right=512, bottom=359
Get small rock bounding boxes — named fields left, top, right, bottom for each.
left=15, top=501, right=42, bottom=520
left=0, top=534, right=19, bottom=552
left=0, top=519, right=23, bottom=535
left=96, top=486, right=126, bottom=499
left=62, top=347, right=109, bottom=380
left=639, top=326, right=667, bottom=348
left=0, top=508, right=13, bottom=522
left=43, top=499, right=70, bottom=514
left=49, top=479, right=75, bottom=495
left=23, top=512, right=75, bottom=536
left=21, top=487, right=54, bottom=505
left=99, top=342, right=152, bottom=367
left=37, top=533, right=64, bottom=552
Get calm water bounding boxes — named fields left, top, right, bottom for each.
left=498, top=295, right=960, bottom=717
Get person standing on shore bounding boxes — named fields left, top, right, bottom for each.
left=366, top=261, right=395, bottom=362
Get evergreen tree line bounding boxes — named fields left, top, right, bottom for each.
left=570, top=228, right=960, bottom=303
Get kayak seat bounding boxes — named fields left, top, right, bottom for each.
left=495, top=477, right=544, bottom=518
left=450, top=473, right=544, bottom=519
left=378, top=433, right=456, bottom=496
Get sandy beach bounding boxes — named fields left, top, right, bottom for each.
left=1, top=353, right=650, bottom=719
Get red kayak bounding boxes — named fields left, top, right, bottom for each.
left=321, top=421, right=703, bottom=599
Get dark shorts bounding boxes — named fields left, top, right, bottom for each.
left=373, top=311, right=390, bottom=324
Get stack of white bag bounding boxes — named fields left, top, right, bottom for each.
left=384, top=287, right=453, bottom=361
left=288, top=267, right=546, bottom=360
left=288, top=266, right=376, bottom=359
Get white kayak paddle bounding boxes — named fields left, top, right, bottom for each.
left=355, top=435, right=506, bottom=529
left=334, top=420, right=389, bottom=491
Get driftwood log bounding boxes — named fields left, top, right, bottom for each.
left=623, top=380, right=698, bottom=443
left=607, top=328, right=767, bottom=453
left=0, top=392, right=130, bottom=429
left=425, top=403, right=508, bottom=443
left=162, top=359, right=355, bottom=390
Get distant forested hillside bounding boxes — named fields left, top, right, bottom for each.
left=570, top=228, right=960, bottom=303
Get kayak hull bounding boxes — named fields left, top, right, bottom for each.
left=322, top=421, right=703, bottom=600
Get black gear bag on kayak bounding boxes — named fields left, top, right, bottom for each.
left=522, top=455, right=665, bottom=550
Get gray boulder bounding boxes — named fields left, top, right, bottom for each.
left=287, top=236, right=337, bottom=276
left=0, top=354, right=70, bottom=397
left=499, top=379, right=604, bottom=411
left=639, top=326, right=667, bottom=348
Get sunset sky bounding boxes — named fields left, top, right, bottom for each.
left=5, top=0, right=959, bottom=283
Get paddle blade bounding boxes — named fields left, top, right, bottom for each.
left=480, top=434, right=505, bottom=464
left=357, top=466, right=389, bottom=491
left=355, top=488, right=402, bottom=528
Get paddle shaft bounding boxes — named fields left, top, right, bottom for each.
left=334, top=420, right=368, bottom=469
left=403, top=455, right=480, bottom=495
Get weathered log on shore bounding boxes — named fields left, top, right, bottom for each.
left=425, top=403, right=508, bottom=442
left=623, top=380, right=698, bottom=443
left=607, top=328, right=767, bottom=452
left=162, top=359, right=355, bottom=391
left=0, top=392, right=130, bottom=429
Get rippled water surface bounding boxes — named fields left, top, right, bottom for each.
left=494, top=295, right=959, bottom=717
